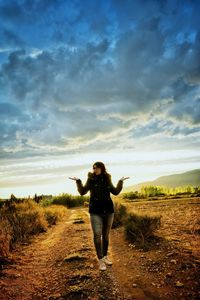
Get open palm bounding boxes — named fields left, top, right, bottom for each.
left=120, top=176, right=130, bottom=181
left=68, top=176, right=80, bottom=181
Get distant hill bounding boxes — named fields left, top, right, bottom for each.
left=123, top=169, right=200, bottom=192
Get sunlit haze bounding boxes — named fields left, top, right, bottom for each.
left=1, top=149, right=200, bottom=198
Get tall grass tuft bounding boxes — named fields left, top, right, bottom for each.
left=0, top=217, right=13, bottom=258
left=44, top=205, right=68, bottom=226
left=124, top=211, right=161, bottom=249
left=112, top=202, right=128, bottom=228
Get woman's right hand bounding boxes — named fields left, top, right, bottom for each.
left=68, top=176, right=80, bottom=181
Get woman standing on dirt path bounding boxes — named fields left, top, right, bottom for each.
left=69, top=161, right=129, bottom=271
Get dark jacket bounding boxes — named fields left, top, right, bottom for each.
left=76, top=172, right=123, bottom=214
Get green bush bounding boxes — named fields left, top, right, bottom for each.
left=112, top=202, right=128, bottom=228
left=122, top=185, right=200, bottom=200
left=124, top=211, right=161, bottom=249
left=52, top=193, right=89, bottom=208
left=39, top=196, right=54, bottom=207
left=122, top=191, right=139, bottom=200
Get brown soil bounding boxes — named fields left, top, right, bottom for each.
left=0, top=197, right=200, bottom=300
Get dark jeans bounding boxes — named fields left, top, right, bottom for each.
left=89, top=212, right=114, bottom=259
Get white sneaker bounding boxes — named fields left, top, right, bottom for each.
left=99, top=258, right=107, bottom=270
left=103, top=255, right=113, bottom=265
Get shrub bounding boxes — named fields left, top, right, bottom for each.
left=0, top=200, right=69, bottom=259
left=124, top=211, right=161, bottom=248
left=39, top=196, right=54, bottom=207
left=1, top=199, right=48, bottom=244
left=122, top=191, right=139, bottom=200
left=52, top=193, right=89, bottom=208
left=112, top=202, right=128, bottom=228
left=0, top=217, right=12, bottom=258
left=44, top=205, right=68, bottom=226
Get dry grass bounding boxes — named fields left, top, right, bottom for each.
left=0, top=199, right=68, bottom=259
left=112, top=201, right=128, bottom=228
left=125, top=197, right=200, bottom=256
left=0, top=217, right=12, bottom=257
left=124, top=211, right=161, bottom=249
left=44, top=205, right=68, bottom=226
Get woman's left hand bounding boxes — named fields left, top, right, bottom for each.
left=120, top=176, right=130, bottom=181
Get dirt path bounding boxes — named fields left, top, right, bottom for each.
left=0, top=206, right=199, bottom=300
left=0, top=207, right=123, bottom=300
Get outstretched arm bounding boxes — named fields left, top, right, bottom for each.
left=109, top=178, right=123, bottom=195
left=109, top=175, right=130, bottom=195
left=76, top=178, right=91, bottom=195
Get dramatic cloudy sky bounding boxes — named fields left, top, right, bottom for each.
left=0, top=0, right=200, bottom=198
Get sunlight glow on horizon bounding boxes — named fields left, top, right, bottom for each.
left=1, top=149, right=200, bottom=199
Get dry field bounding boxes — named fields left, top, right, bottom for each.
left=0, top=197, right=199, bottom=299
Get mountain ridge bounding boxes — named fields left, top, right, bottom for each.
left=123, top=169, right=200, bottom=192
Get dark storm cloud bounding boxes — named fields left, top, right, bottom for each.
left=0, top=0, right=61, bottom=23
left=0, top=1, right=23, bottom=21
left=0, top=28, right=24, bottom=47
left=0, top=0, right=200, bottom=159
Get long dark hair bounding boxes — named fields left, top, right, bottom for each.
left=92, top=161, right=109, bottom=176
